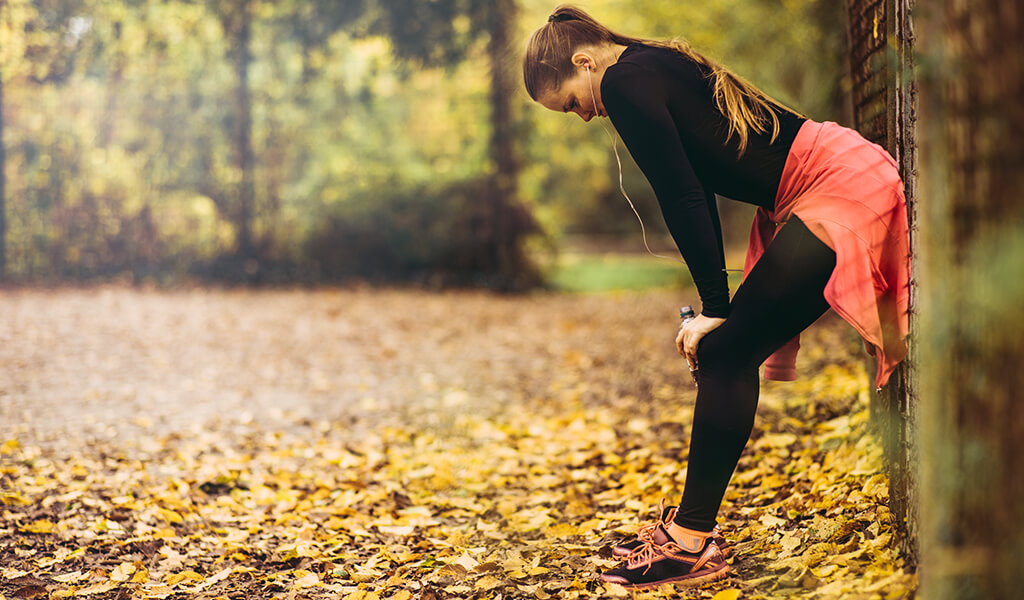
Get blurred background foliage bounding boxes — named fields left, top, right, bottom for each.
left=0, top=0, right=847, bottom=288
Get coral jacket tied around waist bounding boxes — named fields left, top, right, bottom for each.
left=744, top=120, right=911, bottom=389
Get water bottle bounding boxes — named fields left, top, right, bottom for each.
left=679, top=305, right=699, bottom=386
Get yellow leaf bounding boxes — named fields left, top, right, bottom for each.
left=89, top=518, right=118, bottom=533
left=1, top=493, right=31, bottom=506
left=139, top=583, right=175, bottom=599
left=2, top=567, right=29, bottom=579
left=544, top=523, right=578, bottom=538
left=391, top=591, right=413, bottom=600
left=527, top=566, right=550, bottom=576
left=158, top=509, right=183, bottom=524
left=164, top=573, right=187, bottom=586
left=0, top=439, right=19, bottom=454
left=21, top=520, right=55, bottom=534
left=205, top=567, right=232, bottom=585
left=153, top=527, right=177, bottom=539
left=476, top=575, right=503, bottom=590
left=602, top=582, right=630, bottom=597
left=110, top=562, right=137, bottom=582
left=293, top=571, right=320, bottom=588
left=502, top=555, right=527, bottom=572
left=863, top=473, right=888, bottom=498
left=712, top=589, right=742, bottom=600
left=509, top=507, right=550, bottom=530
left=351, top=568, right=385, bottom=584
left=165, top=570, right=204, bottom=586
left=780, top=533, right=802, bottom=553
left=377, top=525, right=415, bottom=536
left=131, top=567, right=150, bottom=583
left=77, top=581, right=117, bottom=595
left=52, top=570, right=88, bottom=583
left=759, top=433, right=797, bottom=449
left=759, top=513, right=787, bottom=528
left=295, top=541, right=322, bottom=559
left=452, top=553, right=480, bottom=571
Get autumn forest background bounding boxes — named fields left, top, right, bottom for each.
left=0, top=0, right=844, bottom=287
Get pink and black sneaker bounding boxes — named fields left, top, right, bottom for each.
left=601, top=522, right=730, bottom=589
left=611, top=500, right=732, bottom=558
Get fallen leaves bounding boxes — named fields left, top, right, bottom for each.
left=0, top=288, right=917, bottom=599
left=18, top=521, right=55, bottom=535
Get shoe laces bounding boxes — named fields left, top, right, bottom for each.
left=625, top=539, right=663, bottom=574
left=635, top=521, right=660, bottom=544
left=625, top=537, right=690, bottom=575
left=635, top=498, right=676, bottom=544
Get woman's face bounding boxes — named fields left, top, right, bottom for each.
left=537, top=66, right=607, bottom=122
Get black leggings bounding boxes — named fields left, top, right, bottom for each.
left=673, top=215, right=837, bottom=532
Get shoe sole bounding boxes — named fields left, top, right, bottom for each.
left=600, top=562, right=731, bottom=590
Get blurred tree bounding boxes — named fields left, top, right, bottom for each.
left=482, top=0, right=535, bottom=287
left=201, top=0, right=369, bottom=267
left=373, top=0, right=539, bottom=288
left=0, top=73, right=5, bottom=280
left=209, top=0, right=256, bottom=258
left=0, top=65, right=5, bottom=280
left=918, top=2, right=1024, bottom=598
left=0, top=0, right=97, bottom=278
left=275, top=0, right=366, bottom=89
left=371, top=0, right=472, bottom=66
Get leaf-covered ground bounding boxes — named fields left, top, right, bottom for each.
left=0, top=288, right=916, bottom=599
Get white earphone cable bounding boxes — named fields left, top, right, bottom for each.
left=586, top=65, right=743, bottom=274
left=587, top=66, right=682, bottom=264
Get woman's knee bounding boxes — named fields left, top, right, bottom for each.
left=696, top=325, right=755, bottom=374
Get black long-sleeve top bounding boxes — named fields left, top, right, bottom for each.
left=601, top=43, right=806, bottom=317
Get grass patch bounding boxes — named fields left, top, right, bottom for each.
left=550, top=252, right=690, bottom=292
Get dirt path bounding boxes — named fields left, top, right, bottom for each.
left=2, top=287, right=711, bottom=447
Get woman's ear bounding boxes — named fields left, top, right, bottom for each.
left=570, top=51, right=594, bottom=71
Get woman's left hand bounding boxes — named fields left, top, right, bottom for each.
left=675, top=314, right=727, bottom=371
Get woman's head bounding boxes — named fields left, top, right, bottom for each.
left=523, top=5, right=636, bottom=116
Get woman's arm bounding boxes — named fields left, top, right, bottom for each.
left=602, top=62, right=730, bottom=317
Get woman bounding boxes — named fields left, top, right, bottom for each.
left=523, top=5, right=909, bottom=590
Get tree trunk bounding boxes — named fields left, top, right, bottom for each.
left=484, top=0, right=527, bottom=288
left=234, top=0, right=255, bottom=257
left=220, top=0, right=255, bottom=258
left=0, top=73, right=6, bottom=280
left=917, top=2, right=1024, bottom=598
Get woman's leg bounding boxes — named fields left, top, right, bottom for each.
left=673, top=215, right=837, bottom=532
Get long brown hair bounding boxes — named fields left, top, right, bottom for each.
left=523, top=5, right=800, bottom=155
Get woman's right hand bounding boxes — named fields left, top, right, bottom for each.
left=675, top=313, right=726, bottom=371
